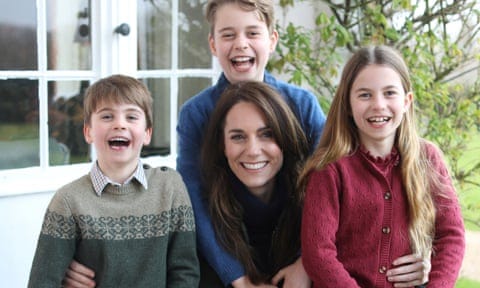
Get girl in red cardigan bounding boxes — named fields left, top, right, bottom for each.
left=299, top=45, right=465, bottom=288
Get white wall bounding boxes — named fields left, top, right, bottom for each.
left=0, top=191, right=55, bottom=287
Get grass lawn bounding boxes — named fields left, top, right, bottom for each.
left=457, top=277, right=480, bottom=288
left=455, top=132, right=480, bottom=287
left=457, top=132, right=480, bottom=231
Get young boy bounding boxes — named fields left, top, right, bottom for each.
left=62, top=1, right=326, bottom=287
left=28, top=75, right=199, bottom=287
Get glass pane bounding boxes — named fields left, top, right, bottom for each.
left=178, top=77, right=212, bottom=112
left=47, top=0, right=92, bottom=70
left=178, top=1, right=211, bottom=69
left=0, top=79, right=39, bottom=169
left=142, top=78, right=170, bottom=157
left=48, top=80, right=90, bottom=165
left=0, top=1, right=37, bottom=70
left=138, top=0, right=172, bottom=70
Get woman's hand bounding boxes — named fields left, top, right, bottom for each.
left=232, top=275, right=277, bottom=288
left=61, top=260, right=96, bottom=288
left=386, top=253, right=430, bottom=287
left=271, top=257, right=311, bottom=288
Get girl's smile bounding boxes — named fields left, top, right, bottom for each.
left=350, top=64, right=412, bottom=157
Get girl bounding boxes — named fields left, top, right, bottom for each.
left=300, top=45, right=465, bottom=288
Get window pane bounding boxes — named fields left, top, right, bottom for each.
left=0, top=1, right=37, bottom=70
left=142, top=78, right=170, bottom=157
left=48, top=80, right=90, bottom=165
left=0, top=79, right=39, bottom=169
left=138, top=0, right=172, bottom=70
left=178, top=1, right=210, bottom=69
left=178, top=77, right=211, bottom=112
left=47, top=0, right=92, bottom=70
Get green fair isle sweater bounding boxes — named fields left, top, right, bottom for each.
left=28, top=165, right=199, bottom=288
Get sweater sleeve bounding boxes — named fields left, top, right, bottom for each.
left=301, top=167, right=361, bottom=287
left=176, top=103, right=245, bottom=286
left=166, top=172, right=200, bottom=287
left=266, top=74, right=325, bottom=153
left=297, top=89, right=325, bottom=152
left=28, top=193, right=77, bottom=288
left=425, top=144, right=465, bottom=287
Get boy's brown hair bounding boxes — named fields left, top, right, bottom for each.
left=205, top=0, right=275, bottom=35
left=83, top=74, right=153, bottom=128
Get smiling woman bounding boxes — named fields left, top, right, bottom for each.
left=222, top=101, right=283, bottom=203
left=200, top=81, right=311, bottom=286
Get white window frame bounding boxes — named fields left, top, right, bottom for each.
left=0, top=0, right=220, bottom=197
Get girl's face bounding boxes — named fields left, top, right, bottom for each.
left=208, top=3, right=278, bottom=84
left=84, top=102, right=152, bottom=177
left=223, top=101, right=283, bottom=203
left=349, top=64, right=412, bottom=157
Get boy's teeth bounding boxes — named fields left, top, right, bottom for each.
left=232, top=56, right=252, bottom=63
left=109, top=137, right=130, bottom=146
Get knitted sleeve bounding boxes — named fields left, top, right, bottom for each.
left=424, top=143, right=465, bottom=287
left=266, top=73, right=325, bottom=153
left=165, top=170, right=200, bottom=287
left=28, top=189, right=77, bottom=287
left=301, top=166, right=361, bottom=287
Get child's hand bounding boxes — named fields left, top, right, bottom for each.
left=271, top=257, right=311, bottom=288
left=232, top=275, right=277, bottom=288
left=61, top=260, right=96, bottom=288
left=386, top=253, right=430, bottom=287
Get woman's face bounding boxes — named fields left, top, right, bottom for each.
left=223, top=101, right=283, bottom=203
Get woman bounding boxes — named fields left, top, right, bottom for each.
left=199, top=81, right=311, bottom=287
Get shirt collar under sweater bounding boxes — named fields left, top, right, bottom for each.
left=90, top=160, right=148, bottom=196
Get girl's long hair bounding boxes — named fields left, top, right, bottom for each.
left=298, top=45, right=436, bottom=259
left=201, top=81, right=309, bottom=283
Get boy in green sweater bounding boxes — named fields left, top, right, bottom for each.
left=28, top=74, right=199, bottom=287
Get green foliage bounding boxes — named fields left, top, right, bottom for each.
left=456, top=277, right=480, bottom=288
left=269, top=0, right=480, bottom=227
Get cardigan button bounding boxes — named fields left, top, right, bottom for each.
left=384, top=192, right=391, bottom=200
left=379, top=266, right=387, bottom=273
left=382, top=227, right=391, bottom=234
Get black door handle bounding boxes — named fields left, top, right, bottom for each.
left=114, top=23, right=130, bottom=36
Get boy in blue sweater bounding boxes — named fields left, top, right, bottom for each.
left=178, top=1, right=325, bottom=287
left=62, top=1, right=325, bottom=287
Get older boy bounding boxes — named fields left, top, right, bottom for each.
left=28, top=75, right=199, bottom=287
left=177, top=1, right=325, bottom=287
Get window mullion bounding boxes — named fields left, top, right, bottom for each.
left=170, top=0, right=179, bottom=156
left=37, top=0, right=49, bottom=169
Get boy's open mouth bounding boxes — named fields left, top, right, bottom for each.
left=108, top=137, right=130, bottom=147
left=231, top=56, right=255, bottom=66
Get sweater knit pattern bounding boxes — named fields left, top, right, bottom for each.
left=41, top=205, right=193, bottom=240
